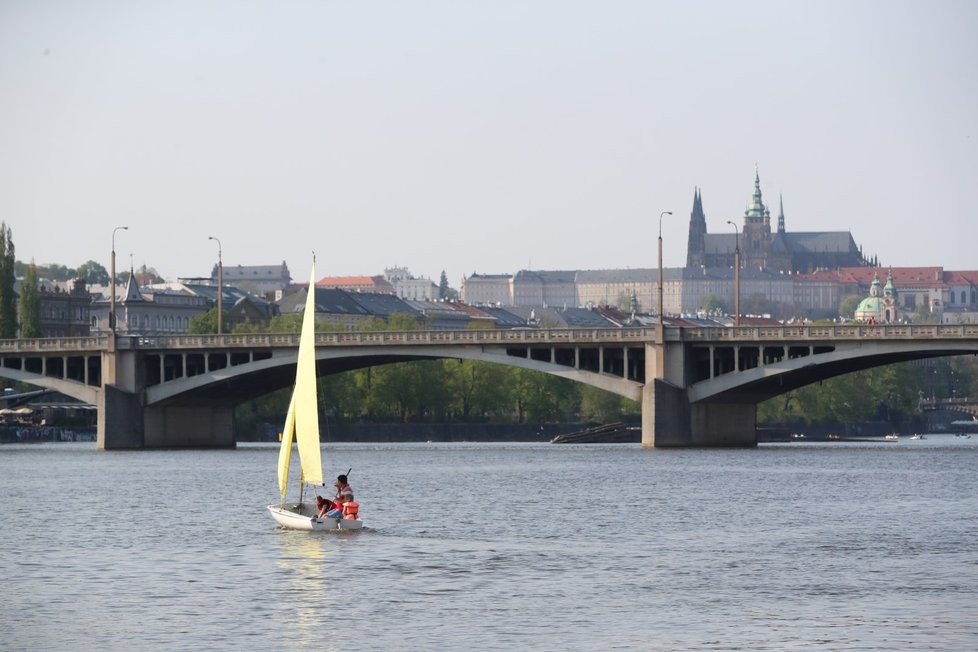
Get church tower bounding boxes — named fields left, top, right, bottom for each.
left=686, top=187, right=707, bottom=268
left=777, top=194, right=785, bottom=233
left=741, top=166, right=772, bottom=268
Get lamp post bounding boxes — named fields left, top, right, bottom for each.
left=657, top=211, right=672, bottom=342
left=208, top=236, right=223, bottom=335
left=110, top=226, right=128, bottom=333
left=726, top=220, right=740, bottom=327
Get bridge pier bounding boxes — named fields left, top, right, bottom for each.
left=642, top=380, right=757, bottom=447
left=642, top=340, right=757, bottom=448
left=98, top=345, right=235, bottom=449
left=98, top=388, right=236, bottom=449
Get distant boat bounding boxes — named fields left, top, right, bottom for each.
left=884, top=433, right=899, bottom=441
left=267, top=260, right=363, bottom=532
left=910, top=433, right=925, bottom=440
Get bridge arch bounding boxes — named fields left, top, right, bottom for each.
left=688, top=341, right=978, bottom=404
left=0, top=366, right=98, bottom=404
left=144, top=344, right=644, bottom=407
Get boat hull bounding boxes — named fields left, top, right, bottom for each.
left=267, top=503, right=364, bottom=531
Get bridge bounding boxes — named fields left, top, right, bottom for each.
left=919, top=398, right=978, bottom=418
left=1, top=324, right=976, bottom=449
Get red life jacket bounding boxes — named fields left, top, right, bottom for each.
left=342, top=501, right=360, bottom=520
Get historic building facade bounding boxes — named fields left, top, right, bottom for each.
left=854, top=272, right=899, bottom=323
left=686, top=168, right=869, bottom=273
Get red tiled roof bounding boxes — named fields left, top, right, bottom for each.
left=445, top=302, right=495, bottom=319
left=317, top=276, right=377, bottom=286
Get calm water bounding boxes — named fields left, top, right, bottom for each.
left=2, top=437, right=977, bottom=651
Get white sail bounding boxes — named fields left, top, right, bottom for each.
left=275, top=263, right=322, bottom=496
left=293, top=263, right=323, bottom=485
left=276, top=392, right=296, bottom=501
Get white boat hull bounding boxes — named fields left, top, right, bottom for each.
left=267, top=503, right=364, bottom=531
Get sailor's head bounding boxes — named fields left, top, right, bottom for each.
left=336, top=474, right=348, bottom=486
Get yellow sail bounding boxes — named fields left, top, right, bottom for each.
left=276, top=392, right=296, bottom=500
left=293, top=263, right=323, bottom=485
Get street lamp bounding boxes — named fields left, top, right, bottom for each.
left=657, top=211, right=672, bottom=342
left=208, top=236, right=223, bottom=335
left=726, top=220, right=740, bottom=327
left=110, top=226, right=128, bottom=333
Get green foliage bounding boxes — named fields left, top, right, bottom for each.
left=702, top=293, right=727, bottom=315
left=14, top=260, right=73, bottom=281
left=387, top=312, right=421, bottom=331
left=757, top=361, right=926, bottom=429
left=445, top=360, right=513, bottom=420
left=580, top=386, right=628, bottom=423
left=187, top=309, right=222, bottom=334
left=436, top=271, right=458, bottom=301
left=0, top=224, right=16, bottom=338
left=76, top=260, right=110, bottom=285
left=17, top=261, right=41, bottom=338
left=839, top=294, right=862, bottom=319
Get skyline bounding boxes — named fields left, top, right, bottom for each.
left=2, top=1, right=976, bottom=286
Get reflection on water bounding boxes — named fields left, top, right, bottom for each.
left=2, top=439, right=977, bottom=651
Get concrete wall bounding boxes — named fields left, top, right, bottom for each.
left=97, top=385, right=144, bottom=449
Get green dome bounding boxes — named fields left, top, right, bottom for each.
left=856, top=297, right=883, bottom=316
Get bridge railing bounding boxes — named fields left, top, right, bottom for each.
left=119, top=328, right=662, bottom=349
left=0, top=335, right=107, bottom=352
left=680, top=324, right=978, bottom=341
left=2, top=323, right=976, bottom=353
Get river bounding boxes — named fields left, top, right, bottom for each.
left=2, top=436, right=977, bottom=651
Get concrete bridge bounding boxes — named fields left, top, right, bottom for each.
left=1, top=324, right=976, bottom=449
left=919, top=398, right=978, bottom=418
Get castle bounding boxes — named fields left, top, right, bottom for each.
left=686, top=167, right=870, bottom=273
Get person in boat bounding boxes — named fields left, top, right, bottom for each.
left=315, top=495, right=334, bottom=519
left=323, top=474, right=354, bottom=518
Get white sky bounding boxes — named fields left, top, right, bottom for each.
left=1, top=0, right=976, bottom=286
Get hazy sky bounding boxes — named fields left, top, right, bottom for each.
left=2, top=1, right=976, bottom=286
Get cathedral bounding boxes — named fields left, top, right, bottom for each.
left=686, top=168, right=869, bottom=273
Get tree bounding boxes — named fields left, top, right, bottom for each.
left=839, top=294, right=862, bottom=319
left=76, top=260, right=110, bottom=285
left=0, top=223, right=16, bottom=338
left=580, top=385, right=628, bottom=423
left=439, top=270, right=450, bottom=300
left=18, top=261, right=41, bottom=338
left=187, top=309, right=222, bottom=334
left=438, top=271, right=458, bottom=301
left=702, top=293, right=727, bottom=316
left=446, top=360, right=512, bottom=420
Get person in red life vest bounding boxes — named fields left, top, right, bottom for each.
left=342, top=498, right=360, bottom=520
left=315, top=495, right=334, bottom=518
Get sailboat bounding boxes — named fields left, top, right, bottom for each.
left=267, top=260, right=363, bottom=531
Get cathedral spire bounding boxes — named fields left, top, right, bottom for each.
left=686, top=186, right=707, bottom=268
left=744, top=164, right=767, bottom=222
left=777, top=194, right=785, bottom=233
